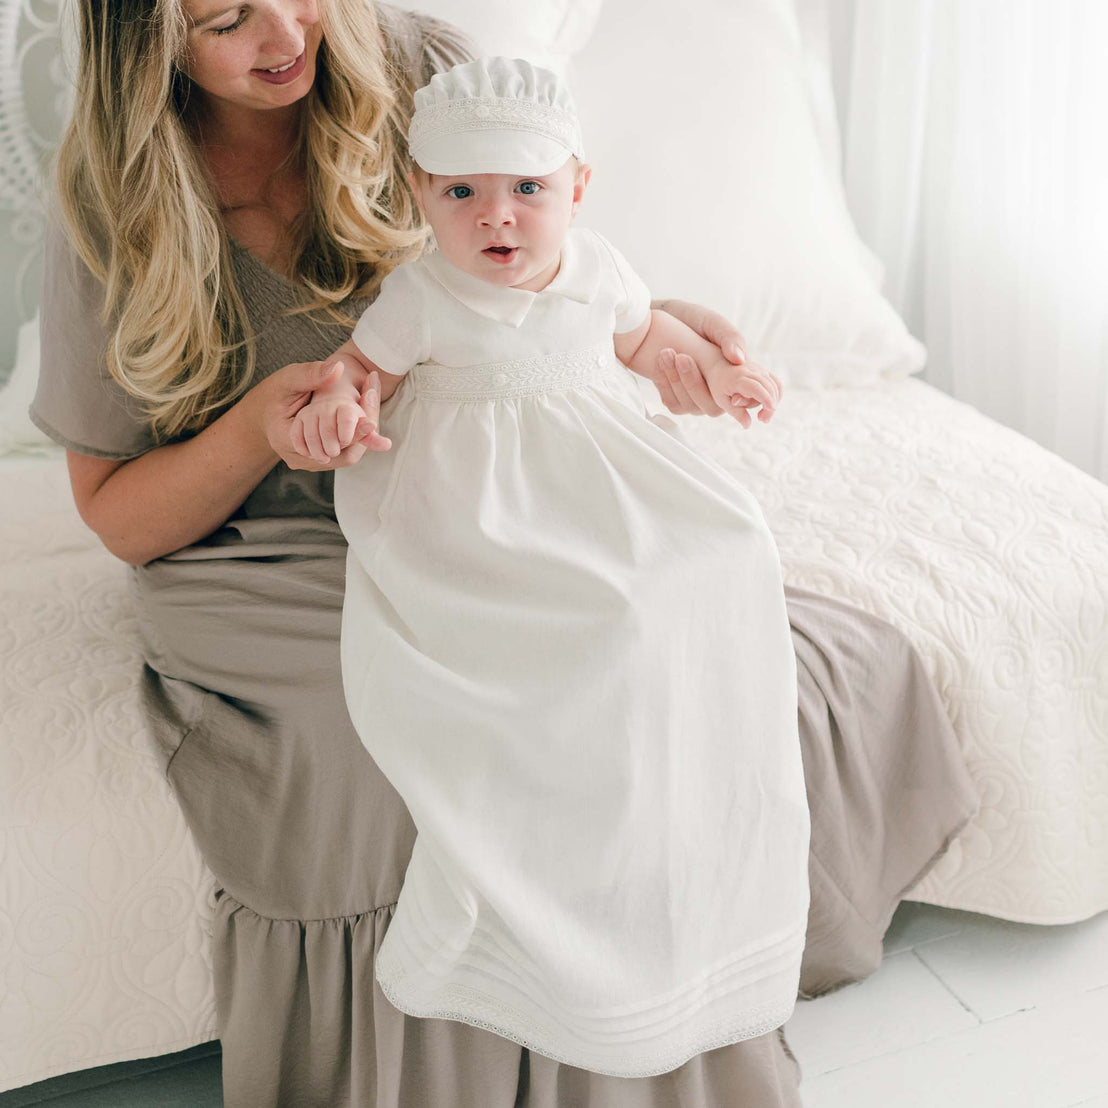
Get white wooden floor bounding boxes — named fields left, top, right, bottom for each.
left=5, top=901, right=1106, bottom=1106
left=785, top=901, right=1108, bottom=1107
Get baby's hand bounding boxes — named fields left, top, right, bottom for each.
left=292, top=371, right=392, bottom=463
left=674, top=350, right=781, bottom=428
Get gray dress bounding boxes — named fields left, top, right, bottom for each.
left=30, top=13, right=979, bottom=1105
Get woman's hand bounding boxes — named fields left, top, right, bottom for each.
left=256, top=361, right=388, bottom=471
left=649, top=299, right=781, bottom=418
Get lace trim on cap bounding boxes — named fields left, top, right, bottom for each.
left=409, top=96, right=583, bottom=157
left=410, top=345, right=618, bottom=402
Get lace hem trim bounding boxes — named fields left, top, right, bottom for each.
left=373, top=966, right=796, bottom=1079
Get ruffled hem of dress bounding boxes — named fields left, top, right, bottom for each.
left=214, top=891, right=540, bottom=1108
left=210, top=889, right=804, bottom=1106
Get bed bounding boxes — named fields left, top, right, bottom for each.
left=2, top=0, right=1106, bottom=1093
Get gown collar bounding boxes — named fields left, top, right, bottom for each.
left=423, top=229, right=601, bottom=328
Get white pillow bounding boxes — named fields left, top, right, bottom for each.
left=570, top=0, right=925, bottom=386
left=0, top=314, right=54, bottom=454
left=394, top=0, right=602, bottom=75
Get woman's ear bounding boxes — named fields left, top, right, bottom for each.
left=570, top=163, right=592, bottom=218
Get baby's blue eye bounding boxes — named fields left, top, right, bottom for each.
left=517, top=181, right=541, bottom=195
left=445, top=185, right=473, bottom=199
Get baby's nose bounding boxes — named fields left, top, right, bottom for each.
left=478, top=201, right=515, bottom=226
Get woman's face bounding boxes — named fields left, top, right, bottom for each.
left=180, top=0, right=323, bottom=115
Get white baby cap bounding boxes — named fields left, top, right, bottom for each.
left=409, top=56, right=585, bottom=177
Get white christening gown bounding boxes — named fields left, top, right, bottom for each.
left=333, top=228, right=810, bottom=1079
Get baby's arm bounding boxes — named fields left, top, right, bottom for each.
left=292, top=339, right=406, bottom=463
left=614, top=311, right=779, bottom=427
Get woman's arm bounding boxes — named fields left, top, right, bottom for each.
left=651, top=299, right=749, bottom=367
left=69, top=360, right=373, bottom=566
left=616, top=311, right=779, bottom=427
left=647, top=299, right=780, bottom=417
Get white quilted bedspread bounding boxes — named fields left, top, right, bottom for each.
left=669, top=379, right=1108, bottom=923
left=1, top=378, right=1106, bottom=1090
left=0, top=456, right=218, bottom=1091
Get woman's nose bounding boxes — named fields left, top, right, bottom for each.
left=262, top=1, right=317, bottom=54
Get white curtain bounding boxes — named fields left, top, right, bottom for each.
left=823, top=0, right=1108, bottom=483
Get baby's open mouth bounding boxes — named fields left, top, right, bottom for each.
left=484, top=246, right=517, bottom=261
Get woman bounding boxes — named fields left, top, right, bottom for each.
left=31, top=1, right=978, bottom=1105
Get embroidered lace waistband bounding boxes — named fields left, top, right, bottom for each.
left=410, top=345, right=620, bottom=401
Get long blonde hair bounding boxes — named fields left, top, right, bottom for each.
left=54, top=0, right=466, bottom=439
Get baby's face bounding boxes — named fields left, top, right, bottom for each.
left=412, top=159, right=591, bottom=292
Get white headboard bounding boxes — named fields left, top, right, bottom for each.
left=0, top=0, right=72, bottom=381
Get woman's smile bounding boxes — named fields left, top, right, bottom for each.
left=182, top=0, right=322, bottom=110
left=252, top=49, right=307, bottom=84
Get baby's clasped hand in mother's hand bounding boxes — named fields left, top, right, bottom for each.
left=261, top=360, right=392, bottom=471
left=659, top=349, right=782, bottom=428
left=696, top=353, right=782, bottom=429
left=292, top=361, right=393, bottom=465
left=646, top=300, right=781, bottom=423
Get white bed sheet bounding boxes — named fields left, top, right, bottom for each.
left=1, top=379, right=1106, bottom=1091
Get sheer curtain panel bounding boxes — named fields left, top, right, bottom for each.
left=824, top=0, right=1108, bottom=482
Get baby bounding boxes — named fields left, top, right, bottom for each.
left=294, top=57, right=810, bottom=1080
left=293, top=101, right=778, bottom=459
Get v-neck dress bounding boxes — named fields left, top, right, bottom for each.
left=27, top=10, right=979, bottom=1101
left=335, top=229, right=811, bottom=1077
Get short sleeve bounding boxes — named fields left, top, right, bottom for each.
left=350, top=263, right=428, bottom=375
left=591, top=231, right=652, bottom=335
left=30, top=217, right=158, bottom=459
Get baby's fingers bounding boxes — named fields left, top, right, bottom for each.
left=356, top=371, right=391, bottom=449
left=319, top=411, right=346, bottom=459
left=301, top=417, right=331, bottom=464
left=359, top=428, right=393, bottom=451
left=729, top=403, right=752, bottom=429
left=767, top=372, right=783, bottom=405
left=290, top=416, right=311, bottom=459
left=335, top=404, right=363, bottom=451
left=731, top=376, right=777, bottom=412
left=360, top=370, right=381, bottom=416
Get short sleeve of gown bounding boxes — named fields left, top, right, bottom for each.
left=350, top=264, right=428, bottom=376
left=590, top=231, right=653, bottom=335
left=30, top=217, right=158, bottom=460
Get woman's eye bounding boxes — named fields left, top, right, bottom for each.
left=213, top=9, right=247, bottom=34
left=517, top=181, right=541, bottom=195
left=445, top=185, right=473, bottom=200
